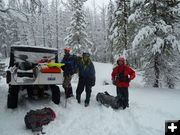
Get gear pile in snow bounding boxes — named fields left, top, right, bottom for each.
left=24, top=107, right=56, bottom=132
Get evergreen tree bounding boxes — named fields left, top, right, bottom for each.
left=85, top=8, right=97, bottom=60
left=131, top=0, right=180, bottom=88
left=111, top=0, right=131, bottom=63
left=106, top=0, right=115, bottom=63
left=46, top=8, right=53, bottom=48
left=98, top=3, right=107, bottom=62
left=0, top=0, right=19, bottom=57
left=0, top=60, right=6, bottom=77
left=0, top=0, right=7, bottom=57
left=64, top=0, right=92, bottom=55
left=8, top=0, right=20, bottom=45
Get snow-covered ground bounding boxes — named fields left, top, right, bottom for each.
left=0, top=60, right=180, bottom=135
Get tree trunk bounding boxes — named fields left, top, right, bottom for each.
left=152, top=0, right=159, bottom=87
left=42, top=12, right=46, bottom=47
left=56, top=0, right=59, bottom=50
left=123, top=0, right=129, bottom=65
left=153, top=53, right=160, bottom=87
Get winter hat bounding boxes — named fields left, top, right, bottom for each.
left=64, top=47, right=70, bottom=52
left=117, top=57, right=125, bottom=65
left=83, top=52, right=90, bottom=57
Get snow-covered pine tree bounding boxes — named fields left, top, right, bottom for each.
left=0, top=0, right=7, bottom=57
left=88, top=3, right=107, bottom=62
left=46, top=8, right=53, bottom=48
left=0, top=38, right=6, bottom=77
left=0, top=0, right=19, bottom=57
left=7, top=0, right=20, bottom=45
left=48, top=0, right=57, bottom=48
left=0, top=60, right=6, bottom=77
left=106, top=0, right=115, bottom=63
left=15, top=0, right=43, bottom=47
left=90, top=0, right=98, bottom=60
left=21, top=0, right=38, bottom=46
left=0, top=16, right=7, bottom=56
left=131, top=0, right=180, bottom=88
left=85, top=8, right=97, bottom=60
left=15, top=0, right=28, bottom=45
left=111, top=0, right=131, bottom=63
left=59, top=0, right=74, bottom=48
left=65, top=0, right=92, bottom=55
left=98, top=3, right=107, bottom=62
left=55, top=0, right=59, bottom=50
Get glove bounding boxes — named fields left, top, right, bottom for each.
left=127, top=78, right=131, bottom=82
left=112, top=80, right=116, bottom=85
left=70, top=70, right=74, bottom=75
left=91, top=79, right=95, bottom=87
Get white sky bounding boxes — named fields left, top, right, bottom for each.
left=84, top=0, right=110, bottom=9
left=4, top=0, right=111, bottom=11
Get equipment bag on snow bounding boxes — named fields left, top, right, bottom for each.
left=96, top=91, right=126, bottom=109
left=24, top=107, right=56, bottom=132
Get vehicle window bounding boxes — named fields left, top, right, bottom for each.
left=14, top=51, right=56, bottom=64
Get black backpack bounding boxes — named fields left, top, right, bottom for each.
left=24, top=107, right=56, bottom=132
left=96, top=91, right=126, bottom=109
left=117, top=67, right=129, bottom=82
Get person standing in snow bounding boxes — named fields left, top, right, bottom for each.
left=76, top=52, right=95, bottom=107
left=61, top=47, right=77, bottom=98
left=111, top=57, right=135, bottom=109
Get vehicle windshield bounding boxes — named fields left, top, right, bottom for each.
left=14, top=50, right=56, bottom=64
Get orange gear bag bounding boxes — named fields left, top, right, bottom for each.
left=40, top=67, right=61, bottom=73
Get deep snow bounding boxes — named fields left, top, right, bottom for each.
left=0, top=60, right=180, bottom=135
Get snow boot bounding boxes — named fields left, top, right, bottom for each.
left=84, top=101, right=89, bottom=107
left=85, top=92, right=91, bottom=104
left=67, top=87, right=73, bottom=98
left=65, top=87, right=73, bottom=99
left=76, top=94, right=81, bottom=104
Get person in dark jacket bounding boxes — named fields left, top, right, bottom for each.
left=76, top=52, right=95, bottom=107
left=61, top=47, right=77, bottom=98
left=111, top=57, right=135, bottom=109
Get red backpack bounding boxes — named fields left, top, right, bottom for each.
left=24, top=107, right=56, bottom=132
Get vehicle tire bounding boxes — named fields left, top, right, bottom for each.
left=27, top=86, right=33, bottom=98
left=51, top=85, right=60, bottom=104
left=7, top=85, right=19, bottom=109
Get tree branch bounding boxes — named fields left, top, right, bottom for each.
left=0, top=8, right=9, bottom=13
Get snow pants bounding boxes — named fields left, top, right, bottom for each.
left=63, top=73, right=73, bottom=97
left=116, top=87, right=129, bottom=107
left=76, top=77, right=92, bottom=103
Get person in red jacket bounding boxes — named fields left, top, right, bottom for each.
left=111, top=57, right=135, bottom=108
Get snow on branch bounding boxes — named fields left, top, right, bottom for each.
left=128, top=9, right=141, bottom=23
left=0, top=7, right=29, bottom=21
left=130, top=0, right=145, bottom=7
left=0, top=8, right=9, bottom=13
left=165, top=35, right=180, bottom=51
left=132, top=26, right=155, bottom=48
left=156, top=20, right=172, bottom=33
left=170, top=4, right=180, bottom=17
left=152, top=37, right=164, bottom=54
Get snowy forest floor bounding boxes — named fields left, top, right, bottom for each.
left=0, top=59, right=180, bottom=135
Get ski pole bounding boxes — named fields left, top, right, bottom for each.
left=65, top=88, right=68, bottom=108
